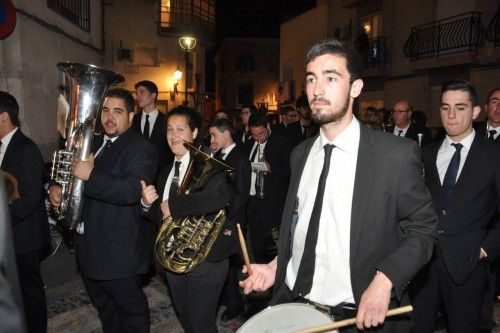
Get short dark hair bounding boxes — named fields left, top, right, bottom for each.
left=305, top=38, right=364, bottom=83
left=210, top=118, right=236, bottom=138
left=441, top=80, right=478, bottom=107
left=105, top=88, right=136, bottom=113
left=248, top=112, right=269, bottom=128
left=0, top=91, right=20, bottom=127
left=486, top=88, right=500, bottom=104
left=242, top=104, right=257, bottom=115
left=280, top=105, right=295, bottom=116
left=296, top=94, right=309, bottom=109
left=167, top=105, right=202, bottom=131
left=134, top=80, right=158, bottom=100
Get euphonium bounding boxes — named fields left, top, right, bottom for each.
left=155, top=142, right=234, bottom=273
left=50, top=63, right=124, bottom=230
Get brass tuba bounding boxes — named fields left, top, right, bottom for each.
left=155, top=142, right=234, bottom=273
left=50, top=63, right=124, bottom=230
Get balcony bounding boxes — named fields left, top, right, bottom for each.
left=486, top=4, right=500, bottom=47
left=403, top=12, right=486, bottom=61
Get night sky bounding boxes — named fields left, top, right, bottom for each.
left=205, top=0, right=316, bottom=92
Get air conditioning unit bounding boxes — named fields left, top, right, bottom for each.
left=117, top=48, right=133, bottom=62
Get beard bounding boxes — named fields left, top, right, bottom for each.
left=310, top=92, right=351, bottom=125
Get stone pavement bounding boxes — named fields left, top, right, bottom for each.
left=41, top=234, right=500, bottom=332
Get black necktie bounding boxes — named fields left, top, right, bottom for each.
left=397, top=129, right=403, bottom=136
left=292, top=144, right=335, bottom=298
left=250, top=144, right=259, bottom=162
left=488, top=130, right=496, bottom=142
left=214, top=150, right=225, bottom=160
left=96, top=139, right=112, bottom=160
left=143, top=114, right=150, bottom=139
left=442, top=143, right=463, bottom=205
left=169, top=161, right=181, bottom=198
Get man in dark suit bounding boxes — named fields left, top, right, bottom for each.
left=0, top=91, right=49, bottom=332
left=273, top=105, right=299, bottom=136
left=385, top=100, right=432, bottom=146
left=49, top=88, right=158, bottom=332
left=474, top=88, right=500, bottom=142
left=411, top=81, right=500, bottom=333
left=132, top=80, right=173, bottom=173
left=246, top=112, right=292, bottom=264
left=236, top=104, right=257, bottom=151
left=209, top=118, right=251, bottom=321
left=0, top=176, right=25, bottom=332
left=241, top=39, right=437, bottom=332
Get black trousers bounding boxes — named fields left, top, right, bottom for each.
left=411, top=247, right=487, bottom=333
left=221, top=254, right=245, bottom=313
left=16, top=251, right=47, bottom=333
left=246, top=196, right=282, bottom=263
left=165, top=259, right=228, bottom=333
left=81, top=274, right=150, bottom=333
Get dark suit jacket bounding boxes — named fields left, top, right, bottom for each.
left=274, top=125, right=437, bottom=312
left=145, top=151, right=232, bottom=262
left=219, top=145, right=251, bottom=252
left=78, top=129, right=158, bottom=280
left=474, top=120, right=500, bottom=142
left=286, top=120, right=320, bottom=147
left=132, top=111, right=173, bottom=173
left=385, top=123, right=433, bottom=146
left=423, top=134, right=500, bottom=284
left=1, top=129, right=49, bottom=254
left=246, top=131, right=292, bottom=207
left=236, top=128, right=255, bottom=154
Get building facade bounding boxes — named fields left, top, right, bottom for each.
left=280, top=0, right=500, bottom=129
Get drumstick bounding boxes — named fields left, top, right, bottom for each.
left=295, top=305, right=413, bottom=333
left=236, top=223, right=252, bottom=275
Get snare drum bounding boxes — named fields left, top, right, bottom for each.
left=236, top=303, right=338, bottom=333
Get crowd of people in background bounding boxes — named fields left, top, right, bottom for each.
left=1, top=38, right=500, bottom=333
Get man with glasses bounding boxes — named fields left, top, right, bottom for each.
left=385, top=100, right=432, bottom=145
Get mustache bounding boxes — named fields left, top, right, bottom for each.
left=105, top=121, right=116, bottom=126
left=311, top=97, right=331, bottom=105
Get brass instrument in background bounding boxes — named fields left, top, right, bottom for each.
left=1, top=170, right=20, bottom=203
left=155, top=142, right=234, bottom=273
left=50, top=63, right=124, bottom=230
left=417, top=133, right=425, bottom=178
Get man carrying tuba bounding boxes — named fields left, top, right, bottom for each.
left=49, top=88, right=158, bottom=332
left=140, top=106, right=232, bottom=333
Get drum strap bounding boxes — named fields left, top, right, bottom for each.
left=296, top=298, right=357, bottom=321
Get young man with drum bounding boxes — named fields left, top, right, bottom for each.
left=240, top=39, right=438, bottom=332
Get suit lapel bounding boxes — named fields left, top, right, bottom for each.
left=350, top=126, right=376, bottom=266
left=1, top=130, right=21, bottom=169
left=428, top=141, right=444, bottom=207
left=448, top=135, right=487, bottom=204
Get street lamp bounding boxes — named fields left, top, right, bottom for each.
left=178, top=36, right=196, bottom=104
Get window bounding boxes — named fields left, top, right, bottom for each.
left=360, top=12, right=382, bottom=39
left=47, top=0, right=90, bottom=31
left=160, top=0, right=215, bottom=30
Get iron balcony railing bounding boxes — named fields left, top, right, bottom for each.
left=403, top=11, right=485, bottom=61
left=486, top=4, right=500, bottom=47
left=47, top=0, right=90, bottom=32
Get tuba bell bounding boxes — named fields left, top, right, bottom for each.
left=155, top=142, right=234, bottom=273
left=50, top=63, right=124, bottom=230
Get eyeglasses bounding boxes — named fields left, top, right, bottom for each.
left=392, top=109, right=410, bottom=114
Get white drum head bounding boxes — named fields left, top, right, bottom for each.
left=237, top=302, right=337, bottom=333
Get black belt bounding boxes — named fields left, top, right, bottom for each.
left=296, top=297, right=357, bottom=321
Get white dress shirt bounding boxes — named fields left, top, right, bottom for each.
left=393, top=124, right=409, bottom=137
left=141, top=109, right=159, bottom=137
left=220, top=143, right=236, bottom=161
left=436, top=130, right=475, bottom=184
left=286, top=117, right=360, bottom=306
left=0, top=127, right=18, bottom=166
left=162, top=151, right=190, bottom=201
left=249, top=140, right=267, bottom=196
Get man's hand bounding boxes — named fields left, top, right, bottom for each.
left=141, top=180, right=159, bottom=206
left=72, top=154, right=95, bottom=181
left=480, top=247, right=487, bottom=259
left=160, top=200, right=171, bottom=220
left=356, top=271, right=393, bottom=330
left=48, top=185, right=62, bottom=207
left=239, top=257, right=277, bottom=294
